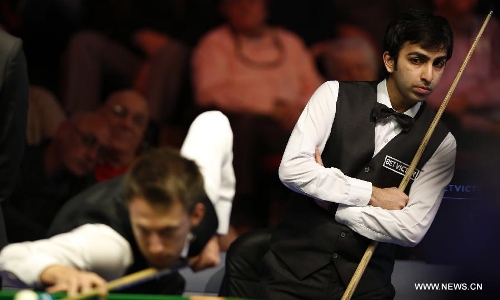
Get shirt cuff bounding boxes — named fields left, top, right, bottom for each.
left=346, top=177, right=372, bottom=206
left=215, top=201, right=232, bottom=235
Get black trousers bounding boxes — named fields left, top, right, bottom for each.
left=261, top=250, right=395, bottom=300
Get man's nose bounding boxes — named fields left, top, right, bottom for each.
left=420, top=63, right=434, bottom=83
left=148, top=234, right=165, bottom=254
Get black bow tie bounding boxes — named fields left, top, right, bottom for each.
left=371, top=102, right=414, bottom=132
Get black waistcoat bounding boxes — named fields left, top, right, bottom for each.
left=270, top=81, right=449, bottom=295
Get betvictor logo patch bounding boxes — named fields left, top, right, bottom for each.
left=383, top=155, right=421, bottom=180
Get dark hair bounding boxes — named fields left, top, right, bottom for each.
left=124, top=147, right=206, bottom=213
left=383, top=8, right=453, bottom=70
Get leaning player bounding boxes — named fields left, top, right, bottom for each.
left=0, top=111, right=235, bottom=298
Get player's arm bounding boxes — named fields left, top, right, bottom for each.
left=180, top=111, right=235, bottom=236
left=279, top=81, right=372, bottom=207
left=0, top=224, right=133, bottom=293
left=335, top=133, right=456, bottom=246
left=188, top=235, right=221, bottom=272
left=314, top=148, right=409, bottom=210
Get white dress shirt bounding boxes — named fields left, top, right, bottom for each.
left=180, top=111, right=235, bottom=235
left=0, top=111, right=236, bottom=287
left=279, top=80, right=456, bottom=247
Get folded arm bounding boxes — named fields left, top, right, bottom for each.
left=279, top=81, right=372, bottom=206
left=335, top=134, right=456, bottom=246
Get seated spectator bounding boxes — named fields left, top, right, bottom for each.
left=94, top=89, right=149, bottom=182
left=60, top=0, right=218, bottom=125
left=4, top=112, right=110, bottom=242
left=191, top=0, right=323, bottom=229
left=27, top=85, right=66, bottom=146
left=316, top=35, right=380, bottom=81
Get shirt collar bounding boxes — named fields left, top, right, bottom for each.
left=377, top=79, right=421, bottom=118
left=180, top=232, right=194, bottom=258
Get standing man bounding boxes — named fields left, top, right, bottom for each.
left=262, top=9, right=456, bottom=299
left=0, top=30, right=29, bottom=249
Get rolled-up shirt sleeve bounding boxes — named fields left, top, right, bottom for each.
left=0, top=224, right=133, bottom=287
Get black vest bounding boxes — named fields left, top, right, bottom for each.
left=270, top=81, right=449, bottom=295
left=47, top=176, right=218, bottom=294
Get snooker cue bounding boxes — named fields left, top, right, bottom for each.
left=59, top=265, right=182, bottom=300
left=340, top=10, right=494, bottom=300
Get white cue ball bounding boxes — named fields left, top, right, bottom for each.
left=13, top=290, right=39, bottom=300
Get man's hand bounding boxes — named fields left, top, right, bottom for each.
left=315, top=147, right=323, bottom=166
left=369, top=187, right=409, bottom=210
left=315, top=147, right=408, bottom=210
left=40, top=265, right=107, bottom=298
left=188, top=236, right=221, bottom=272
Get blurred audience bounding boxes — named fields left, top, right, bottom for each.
left=60, top=0, right=219, bottom=125
left=191, top=0, right=323, bottom=230
left=5, top=112, right=110, bottom=242
left=27, top=85, right=66, bottom=146
left=314, top=35, right=381, bottom=81
left=329, top=0, right=431, bottom=54
left=428, top=0, right=500, bottom=153
left=94, top=89, right=149, bottom=182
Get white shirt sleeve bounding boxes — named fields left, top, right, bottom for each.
left=335, top=133, right=457, bottom=247
left=279, top=81, right=373, bottom=206
left=180, top=111, right=236, bottom=235
left=0, top=224, right=133, bottom=287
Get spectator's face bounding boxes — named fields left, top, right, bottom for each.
left=60, top=117, right=110, bottom=177
left=222, top=0, right=267, bottom=35
left=327, top=49, right=378, bottom=81
left=102, top=93, right=149, bottom=157
left=128, top=197, right=203, bottom=269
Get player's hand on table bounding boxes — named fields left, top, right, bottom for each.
left=40, top=265, right=108, bottom=298
left=369, top=187, right=409, bottom=210
left=188, top=236, right=221, bottom=272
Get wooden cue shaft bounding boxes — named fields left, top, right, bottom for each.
left=341, top=10, right=494, bottom=300
left=60, top=268, right=159, bottom=300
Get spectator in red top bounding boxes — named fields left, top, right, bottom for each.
left=95, top=89, right=149, bottom=182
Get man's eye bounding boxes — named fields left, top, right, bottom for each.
left=410, top=58, right=421, bottom=65
left=434, top=60, right=446, bottom=68
left=159, top=228, right=176, bottom=237
left=138, top=227, right=149, bottom=235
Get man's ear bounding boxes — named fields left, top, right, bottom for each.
left=383, top=51, right=395, bottom=74
left=190, top=202, right=206, bottom=228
